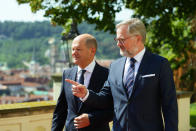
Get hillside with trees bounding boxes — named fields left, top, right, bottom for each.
left=0, top=21, right=120, bottom=68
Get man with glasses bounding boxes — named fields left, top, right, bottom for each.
left=66, top=18, right=178, bottom=131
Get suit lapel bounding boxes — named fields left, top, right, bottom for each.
left=69, top=66, right=78, bottom=81
left=118, top=57, right=129, bottom=99
left=87, top=63, right=97, bottom=90
left=68, top=66, right=78, bottom=110
left=129, top=50, right=152, bottom=101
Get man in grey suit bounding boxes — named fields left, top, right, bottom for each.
left=52, top=34, right=113, bottom=131
left=66, top=18, right=178, bottom=131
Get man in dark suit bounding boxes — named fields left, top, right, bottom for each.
left=52, top=34, right=113, bottom=131
left=66, top=18, right=178, bottom=131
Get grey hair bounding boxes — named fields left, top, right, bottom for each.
left=116, top=18, right=146, bottom=43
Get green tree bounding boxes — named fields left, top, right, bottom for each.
left=125, top=0, right=196, bottom=91
left=16, top=0, right=123, bottom=34
left=15, top=0, right=196, bottom=91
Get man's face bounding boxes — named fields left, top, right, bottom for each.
left=71, top=37, right=93, bottom=68
left=116, top=24, right=139, bottom=57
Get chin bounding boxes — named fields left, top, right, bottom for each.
left=72, top=59, right=78, bottom=65
left=120, top=50, right=128, bottom=57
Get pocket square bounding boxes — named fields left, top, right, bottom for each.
left=141, top=74, right=155, bottom=78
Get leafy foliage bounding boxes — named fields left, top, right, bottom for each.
left=17, top=0, right=123, bottom=34
left=125, top=0, right=196, bottom=90
left=190, top=103, right=196, bottom=127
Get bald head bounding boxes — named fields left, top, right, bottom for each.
left=73, top=34, right=97, bottom=50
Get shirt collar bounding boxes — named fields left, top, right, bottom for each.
left=78, top=59, right=96, bottom=73
left=127, top=48, right=146, bottom=63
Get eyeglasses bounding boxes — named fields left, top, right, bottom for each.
left=114, top=35, right=136, bottom=44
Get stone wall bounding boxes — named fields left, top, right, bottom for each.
left=0, top=101, right=56, bottom=131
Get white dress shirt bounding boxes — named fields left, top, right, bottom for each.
left=77, top=59, right=96, bottom=88
left=123, top=48, right=146, bottom=85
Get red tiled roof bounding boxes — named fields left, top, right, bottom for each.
left=0, top=81, right=22, bottom=85
left=22, top=82, right=41, bottom=87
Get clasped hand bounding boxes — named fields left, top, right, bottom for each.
left=74, top=113, right=90, bottom=129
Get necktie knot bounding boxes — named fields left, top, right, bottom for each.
left=130, top=58, right=136, bottom=68
left=81, top=69, right=86, bottom=75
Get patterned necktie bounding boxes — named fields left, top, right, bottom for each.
left=76, top=69, right=86, bottom=109
left=125, top=58, right=136, bottom=98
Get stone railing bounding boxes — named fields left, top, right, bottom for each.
left=0, top=101, right=56, bottom=131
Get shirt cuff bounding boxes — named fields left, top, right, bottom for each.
left=80, top=90, right=89, bottom=102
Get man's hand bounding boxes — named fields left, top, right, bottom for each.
left=65, top=79, right=87, bottom=98
left=74, top=113, right=90, bottom=129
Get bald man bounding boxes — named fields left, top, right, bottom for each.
left=51, top=34, right=113, bottom=131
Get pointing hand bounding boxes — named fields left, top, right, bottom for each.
left=65, top=79, right=87, bottom=98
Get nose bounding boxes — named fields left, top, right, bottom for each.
left=117, top=41, right=121, bottom=47
left=72, top=50, right=76, bottom=56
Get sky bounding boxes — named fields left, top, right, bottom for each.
left=0, top=0, right=133, bottom=22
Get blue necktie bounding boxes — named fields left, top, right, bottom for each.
left=125, top=58, right=136, bottom=98
left=76, top=70, right=86, bottom=109
left=78, top=70, right=86, bottom=85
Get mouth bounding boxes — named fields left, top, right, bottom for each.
left=119, top=46, right=125, bottom=51
left=73, top=57, right=79, bottom=60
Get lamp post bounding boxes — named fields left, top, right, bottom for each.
left=61, top=22, right=79, bottom=67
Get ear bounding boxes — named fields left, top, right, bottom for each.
left=136, top=35, right=142, bottom=43
left=90, top=48, right=96, bottom=54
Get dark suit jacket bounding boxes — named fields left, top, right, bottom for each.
left=85, top=50, right=178, bottom=131
left=52, top=63, right=113, bottom=131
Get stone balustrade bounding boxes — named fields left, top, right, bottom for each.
left=0, top=101, right=56, bottom=131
